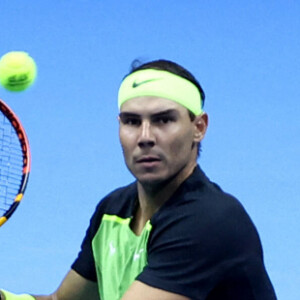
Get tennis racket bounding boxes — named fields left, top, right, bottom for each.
left=0, top=99, right=31, bottom=227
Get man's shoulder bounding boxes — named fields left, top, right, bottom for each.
left=84, top=182, right=137, bottom=241
left=177, top=165, right=243, bottom=211
left=150, top=168, right=262, bottom=260
left=104, top=181, right=137, bottom=201
left=94, top=181, right=137, bottom=217
left=154, top=166, right=254, bottom=235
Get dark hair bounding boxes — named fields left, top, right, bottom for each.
left=128, top=59, right=204, bottom=156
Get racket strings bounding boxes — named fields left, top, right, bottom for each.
left=0, top=112, right=24, bottom=212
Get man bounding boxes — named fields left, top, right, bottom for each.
left=1, top=59, right=277, bottom=299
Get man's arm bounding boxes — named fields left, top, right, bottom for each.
left=121, top=281, right=189, bottom=300
left=1, top=269, right=99, bottom=300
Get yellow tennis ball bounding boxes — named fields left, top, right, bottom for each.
left=0, top=51, right=37, bottom=92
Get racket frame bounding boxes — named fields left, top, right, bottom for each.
left=0, top=99, right=31, bottom=226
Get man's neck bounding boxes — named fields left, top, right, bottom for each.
left=131, top=162, right=197, bottom=235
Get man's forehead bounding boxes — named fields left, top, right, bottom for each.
left=120, top=96, right=186, bottom=114
left=119, top=109, right=180, bottom=120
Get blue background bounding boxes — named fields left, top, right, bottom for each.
left=0, top=1, right=299, bottom=299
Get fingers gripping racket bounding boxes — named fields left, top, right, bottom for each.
left=0, top=99, right=31, bottom=226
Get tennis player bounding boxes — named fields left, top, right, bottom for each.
left=1, top=59, right=277, bottom=299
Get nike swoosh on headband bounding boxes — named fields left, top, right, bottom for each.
left=132, top=78, right=160, bottom=88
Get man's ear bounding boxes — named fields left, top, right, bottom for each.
left=193, top=112, right=208, bottom=142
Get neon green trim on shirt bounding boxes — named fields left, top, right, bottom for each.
left=102, top=214, right=131, bottom=225
left=92, top=214, right=152, bottom=300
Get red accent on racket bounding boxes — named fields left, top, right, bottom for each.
left=0, top=99, right=31, bottom=227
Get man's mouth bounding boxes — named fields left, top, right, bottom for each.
left=136, top=156, right=161, bottom=165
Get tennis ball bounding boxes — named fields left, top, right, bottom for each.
left=0, top=51, right=37, bottom=92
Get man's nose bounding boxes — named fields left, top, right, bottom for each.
left=137, top=121, right=155, bottom=148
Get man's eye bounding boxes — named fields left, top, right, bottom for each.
left=123, top=118, right=141, bottom=126
left=153, top=116, right=175, bottom=124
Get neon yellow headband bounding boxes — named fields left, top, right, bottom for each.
left=118, top=69, right=203, bottom=115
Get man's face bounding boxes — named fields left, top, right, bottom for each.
left=119, top=96, right=203, bottom=186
